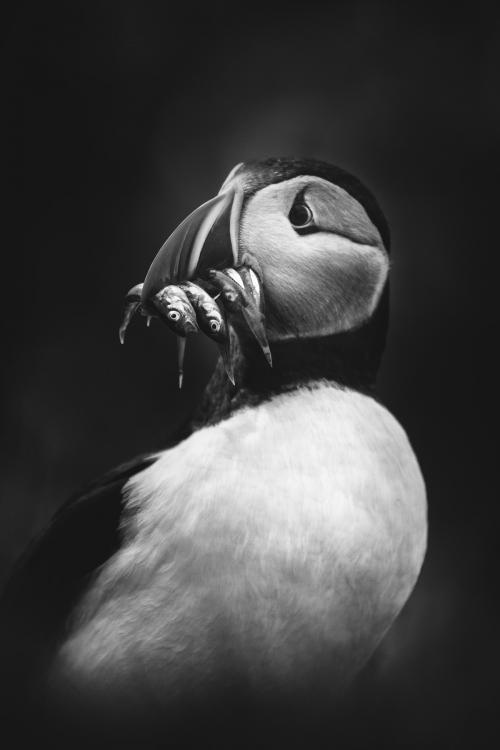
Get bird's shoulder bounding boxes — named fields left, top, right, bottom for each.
left=1, top=416, right=194, bottom=615
left=3, top=453, right=156, bottom=600
left=0, top=451, right=159, bottom=711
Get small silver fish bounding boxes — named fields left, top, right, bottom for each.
left=152, top=286, right=199, bottom=336
left=180, top=282, right=227, bottom=343
left=207, top=270, right=272, bottom=367
left=118, top=283, right=144, bottom=345
left=181, top=282, right=234, bottom=384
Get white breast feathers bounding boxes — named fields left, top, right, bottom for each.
left=53, top=383, right=427, bottom=710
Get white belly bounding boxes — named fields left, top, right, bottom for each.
left=52, top=383, right=427, bottom=710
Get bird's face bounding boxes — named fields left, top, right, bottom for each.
left=139, top=163, right=388, bottom=342
left=238, top=175, right=388, bottom=341
left=121, top=159, right=390, bottom=385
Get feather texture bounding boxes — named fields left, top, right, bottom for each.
left=52, top=383, right=426, bottom=715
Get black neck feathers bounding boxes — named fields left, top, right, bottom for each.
left=191, top=284, right=389, bottom=429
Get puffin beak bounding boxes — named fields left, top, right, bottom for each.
left=141, top=186, right=243, bottom=304
left=119, top=176, right=272, bottom=385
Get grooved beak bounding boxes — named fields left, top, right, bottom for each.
left=141, top=186, right=243, bottom=304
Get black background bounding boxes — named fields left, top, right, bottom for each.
left=1, top=1, right=498, bottom=747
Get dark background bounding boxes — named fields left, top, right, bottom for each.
left=1, top=1, right=498, bottom=746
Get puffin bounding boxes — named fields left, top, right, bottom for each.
left=0, top=157, right=427, bottom=746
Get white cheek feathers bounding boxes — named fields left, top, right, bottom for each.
left=239, top=178, right=389, bottom=341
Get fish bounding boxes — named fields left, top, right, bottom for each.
left=180, top=282, right=235, bottom=385
left=152, top=286, right=199, bottom=336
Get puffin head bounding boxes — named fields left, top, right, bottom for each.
left=234, top=159, right=389, bottom=343
left=138, top=157, right=391, bottom=393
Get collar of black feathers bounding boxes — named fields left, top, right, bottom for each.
left=191, top=282, right=389, bottom=429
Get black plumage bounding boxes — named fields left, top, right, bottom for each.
left=0, top=456, right=154, bottom=709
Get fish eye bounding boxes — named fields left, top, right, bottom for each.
left=168, top=310, right=181, bottom=321
left=210, top=320, right=220, bottom=333
left=289, top=201, right=313, bottom=228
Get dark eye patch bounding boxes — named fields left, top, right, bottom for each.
left=293, top=224, right=320, bottom=236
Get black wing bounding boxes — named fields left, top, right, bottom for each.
left=0, top=452, right=158, bottom=714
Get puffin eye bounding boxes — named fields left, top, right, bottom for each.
left=288, top=202, right=313, bottom=229
left=168, top=310, right=181, bottom=321
left=210, top=320, right=220, bottom=333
